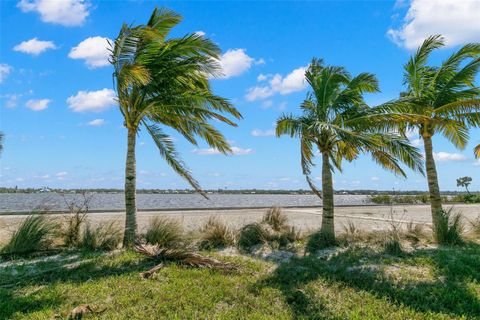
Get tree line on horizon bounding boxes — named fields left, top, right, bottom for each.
left=1, top=7, right=479, bottom=247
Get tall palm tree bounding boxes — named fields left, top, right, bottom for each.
left=110, top=8, right=242, bottom=247
left=276, top=59, right=424, bottom=245
left=390, top=35, right=480, bottom=243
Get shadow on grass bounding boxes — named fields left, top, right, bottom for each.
left=256, top=242, right=480, bottom=319
left=0, top=251, right=154, bottom=319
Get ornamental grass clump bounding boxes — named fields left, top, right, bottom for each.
left=2, top=215, right=57, bottom=256
left=198, top=217, right=235, bottom=250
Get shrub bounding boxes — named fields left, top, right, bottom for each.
left=198, top=217, right=235, bottom=250
left=145, top=217, right=184, bottom=248
left=269, top=226, right=301, bottom=249
left=80, top=222, right=122, bottom=251
left=339, top=221, right=363, bottom=244
left=1, top=215, right=57, bottom=256
left=383, top=237, right=403, bottom=255
left=262, top=207, right=288, bottom=231
left=470, top=216, right=480, bottom=236
left=237, top=223, right=269, bottom=251
left=463, top=194, right=480, bottom=204
left=404, top=221, right=425, bottom=246
left=435, top=208, right=464, bottom=245
left=60, top=191, right=92, bottom=247
left=305, top=229, right=336, bottom=254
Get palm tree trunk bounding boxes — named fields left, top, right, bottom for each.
left=123, top=128, right=137, bottom=247
left=320, top=152, right=335, bottom=243
left=422, top=136, right=443, bottom=242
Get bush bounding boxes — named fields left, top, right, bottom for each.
left=305, top=229, right=336, bottom=254
left=1, top=215, right=57, bottom=256
left=268, top=225, right=301, bottom=249
left=463, top=194, right=480, bottom=204
left=383, top=238, right=403, bottom=255
left=369, top=194, right=430, bottom=205
left=404, top=221, right=425, bottom=246
left=435, top=208, right=464, bottom=245
left=145, top=217, right=184, bottom=248
left=198, top=217, right=235, bottom=250
left=471, top=217, right=480, bottom=236
left=237, top=223, right=269, bottom=251
left=262, top=207, right=288, bottom=231
left=339, top=221, right=364, bottom=245
left=60, top=191, right=92, bottom=247
left=80, top=222, right=122, bottom=251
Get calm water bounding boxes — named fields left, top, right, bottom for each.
left=0, top=193, right=371, bottom=213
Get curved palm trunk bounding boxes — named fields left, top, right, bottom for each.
left=423, top=136, right=443, bottom=242
left=320, top=152, right=335, bottom=243
left=123, top=128, right=137, bottom=247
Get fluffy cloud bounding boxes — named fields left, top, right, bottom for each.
left=433, top=152, right=467, bottom=162
left=245, top=66, right=307, bottom=101
left=217, top=49, right=262, bottom=79
left=194, top=30, right=205, bottom=37
left=26, top=98, right=50, bottom=111
left=13, top=38, right=56, bottom=55
left=192, top=146, right=254, bottom=155
left=371, top=177, right=380, bottom=182
left=69, top=36, right=111, bottom=68
left=251, top=129, right=275, bottom=137
left=67, top=88, right=116, bottom=112
left=0, top=64, right=12, bottom=84
left=87, top=119, right=105, bottom=126
left=387, top=0, right=480, bottom=49
left=17, top=0, right=90, bottom=27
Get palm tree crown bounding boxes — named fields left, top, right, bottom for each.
left=110, top=8, right=242, bottom=246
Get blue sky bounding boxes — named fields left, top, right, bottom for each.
left=1, top=0, right=479, bottom=191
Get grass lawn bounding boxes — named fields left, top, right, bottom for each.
left=1, top=243, right=479, bottom=319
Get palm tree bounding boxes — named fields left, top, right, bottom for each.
left=390, top=35, right=480, bottom=243
left=276, top=59, right=424, bottom=245
left=475, top=144, right=480, bottom=159
left=110, top=8, right=242, bottom=247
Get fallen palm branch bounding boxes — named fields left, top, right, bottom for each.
left=134, top=244, right=238, bottom=279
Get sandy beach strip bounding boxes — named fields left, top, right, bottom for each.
left=1, top=204, right=479, bottom=243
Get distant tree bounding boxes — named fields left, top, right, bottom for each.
left=276, top=59, right=424, bottom=245
left=456, top=176, right=472, bottom=194
left=110, top=8, right=241, bottom=247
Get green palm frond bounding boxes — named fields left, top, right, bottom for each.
left=144, top=123, right=207, bottom=198
left=474, top=144, right=480, bottom=159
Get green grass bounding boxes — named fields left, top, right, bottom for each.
left=1, top=243, right=480, bottom=319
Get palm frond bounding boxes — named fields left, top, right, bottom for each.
left=144, top=123, right=207, bottom=198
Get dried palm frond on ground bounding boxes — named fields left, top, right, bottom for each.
left=134, top=244, right=237, bottom=279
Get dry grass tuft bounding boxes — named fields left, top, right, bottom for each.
left=80, top=222, right=122, bottom=251
left=198, top=217, right=235, bottom=250
left=144, top=217, right=184, bottom=249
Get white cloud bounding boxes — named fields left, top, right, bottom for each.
left=261, top=100, right=273, bottom=109
left=26, top=98, right=50, bottom=111
left=192, top=146, right=254, bottom=155
left=194, top=30, right=205, bottom=37
left=13, top=38, right=56, bottom=55
left=433, top=152, right=467, bottom=162
left=245, top=66, right=307, bottom=101
left=231, top=147, right=254, bottom=155
left=55, top=171, right=67, bottom=177
left=387, top=0, right=480, bottom=49
left=0, top=64, right=12, bottom=84
left=18, top=0, right=90, bottom=27
left=257, top=73, right=268, bottom=81
left=371, top=177, right=380, bottom=181
left=87, top=119, right=105, bottom=126
left=251, top=129, right=275, bottom=137
left=192, top=148, right=222, bottom=155
left=217, top=49, right=262, bottom=79
left=67, top=88, right=116, bottom=112
left=2, top=94, right=20, bottom=108
left=69, top=36, right=111, bottom=68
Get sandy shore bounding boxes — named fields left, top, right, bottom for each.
left=1, top=204, right=479, bottom=243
